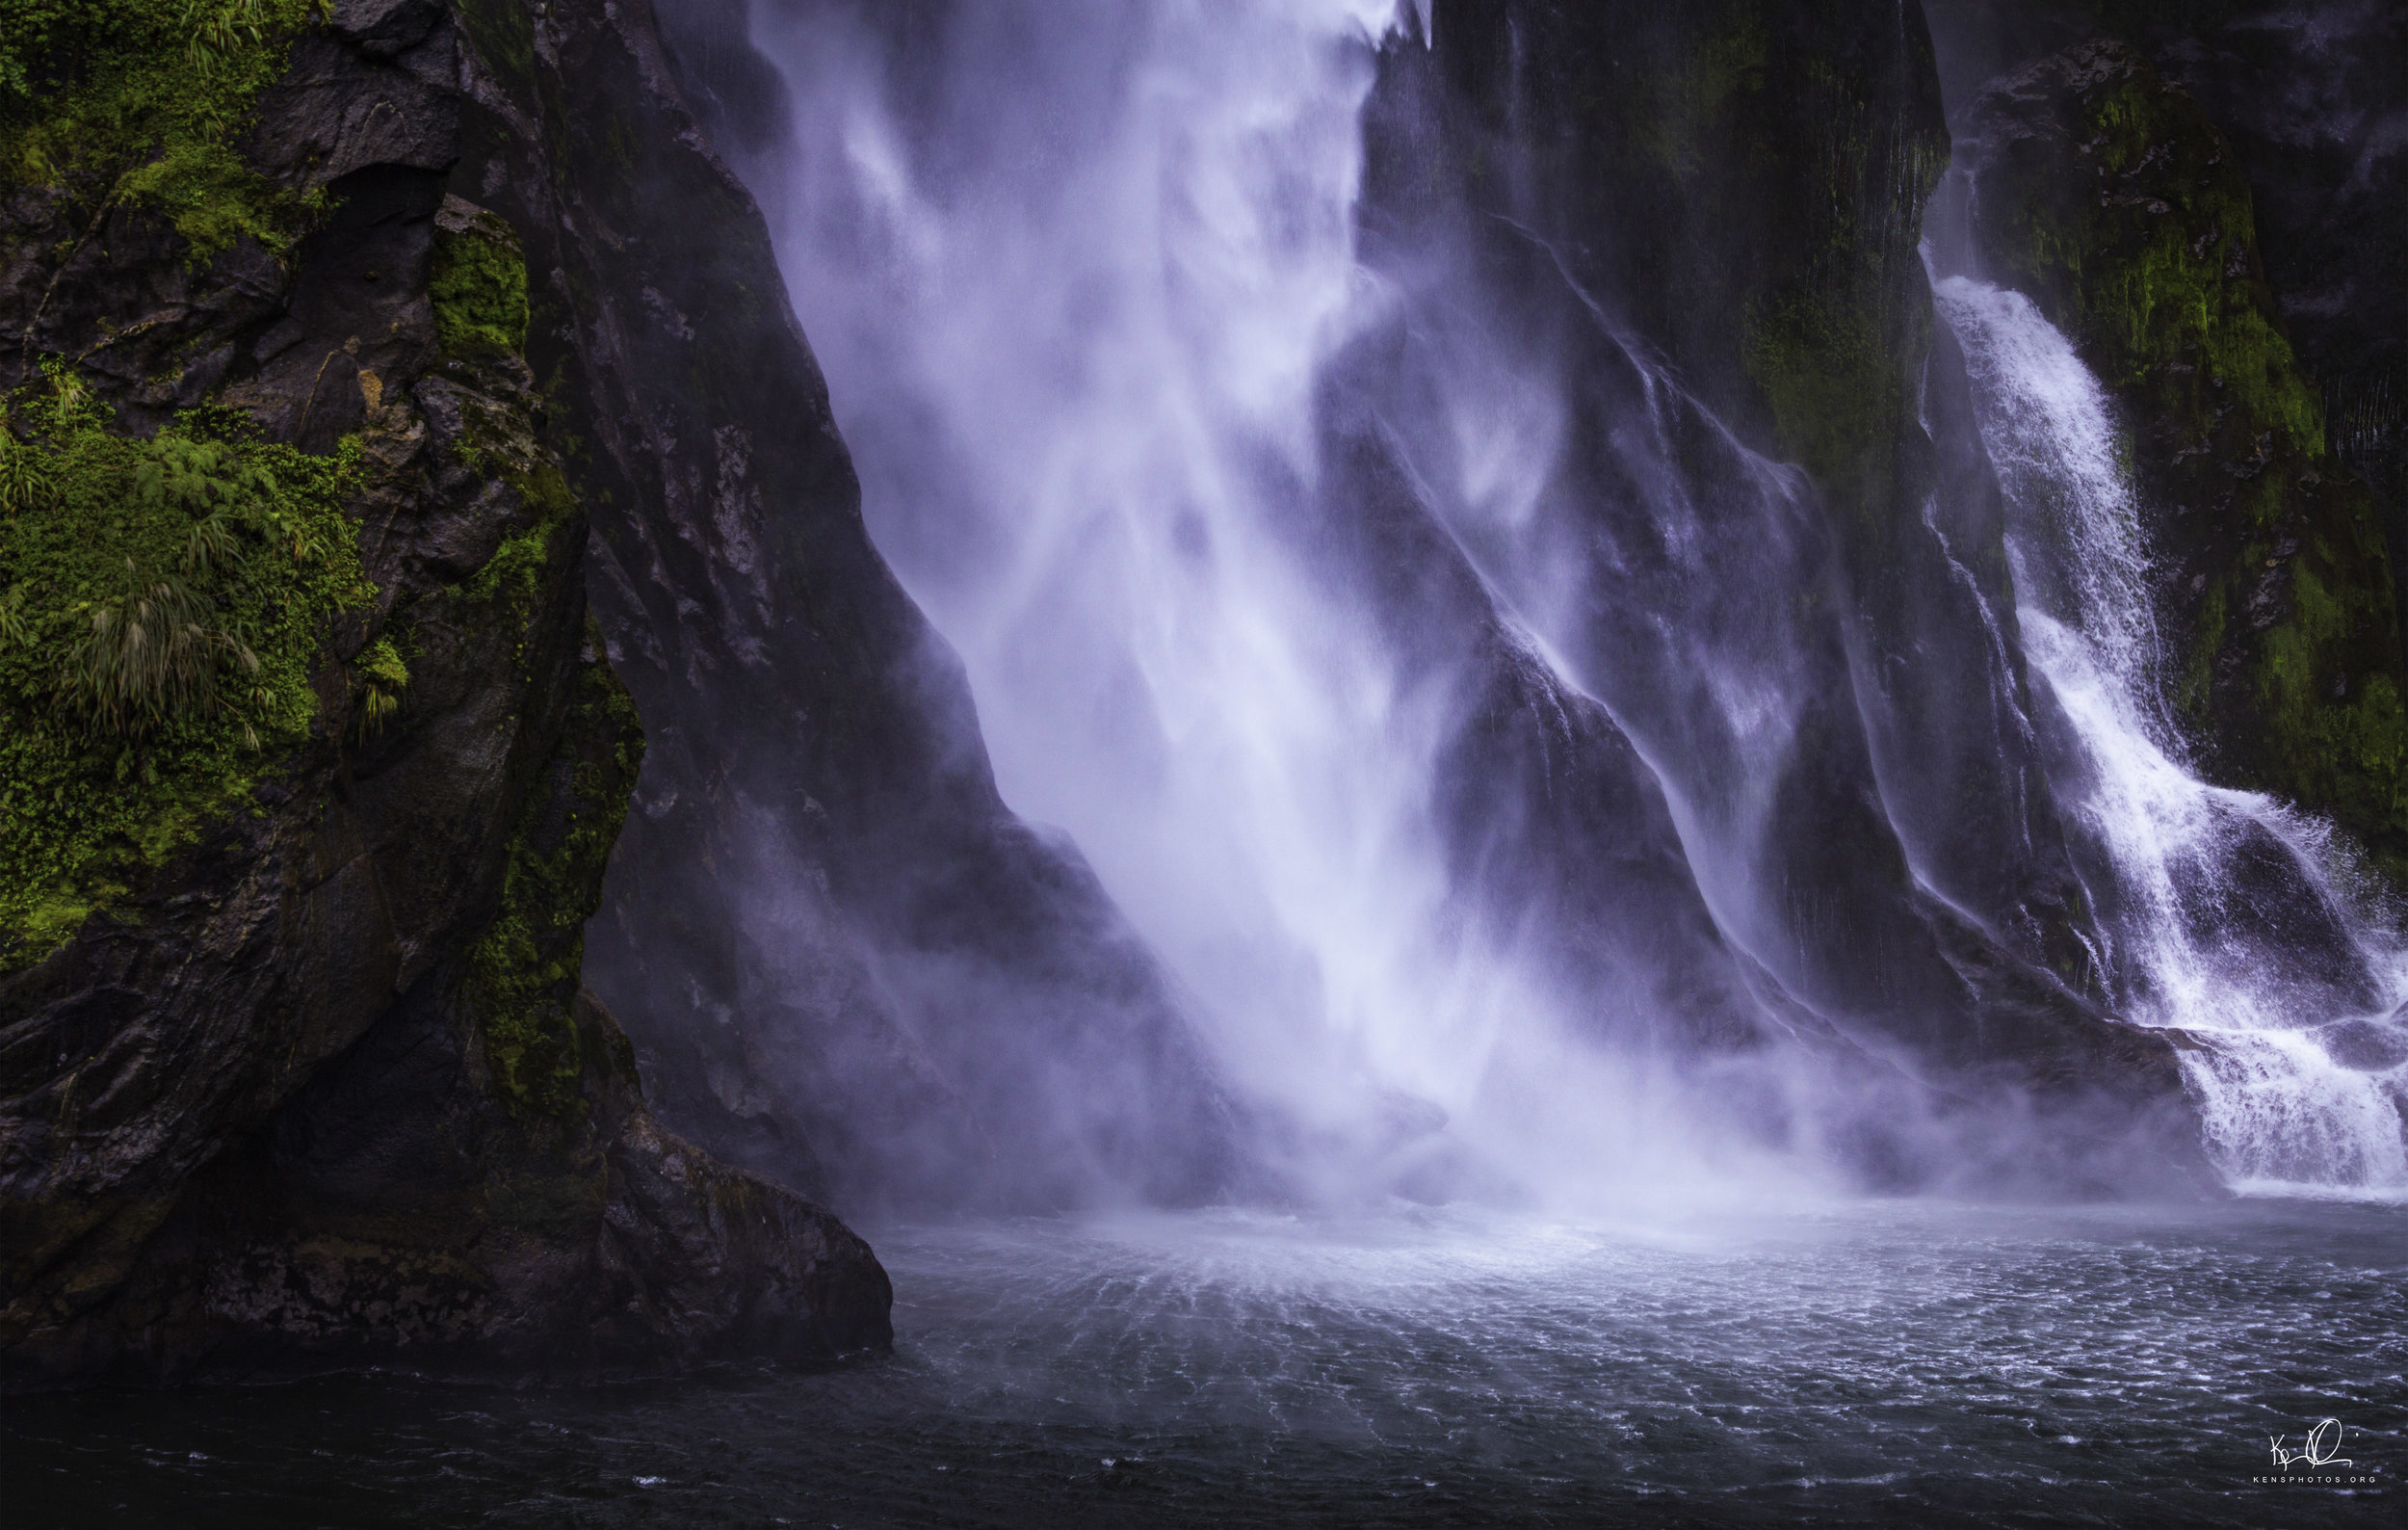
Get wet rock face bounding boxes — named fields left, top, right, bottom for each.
left=602, top=0, right=1243, bottom=1213
left=0, top=2, right=888, bottom=1387
left=631, top=0, right=2214, bottom=1193
left=28, top=990, right=890, bottom=1385
left=2160, top=3, right=2408, bottom=529
left=1959, top=38, right=2408, bottom=876
left=1351, top=1, right=2198, bottom=1147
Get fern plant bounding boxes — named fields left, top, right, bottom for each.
left=1, top=1, right=331, bottom=261
left=350, top=633, right=408, bottom=739
left=183, top=0, right=270, bottom=78
left=20, top=424, right=319, bottom=741
left=0, top=430, right=45, bottom=516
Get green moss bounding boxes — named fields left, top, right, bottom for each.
left=430, top=225, right=530, bottom=361
left=467, top=905, right=584, bottom=1118
left=443, top=371, right=607, bottom=1117
left=1746, top=291, right=1898, bottom=519
left=2176, top=581, right=2228, bottom=724
left=2250, top=561, right=2408, bottom=840
left=458, top=461, right=573, bottom=616
left=353, top=634, right=406, bottom=690
left=466, top=642, right=643, bottom=1118
left=0, top=1, right=331, bottom=262
left=1738, top=53, right=1943, bottom=531
left=2015, top=75, right=2323, bottom=469
left=432, top=359, right=577, bottom=620
left=0, top=367, right=370, bottom=970
left=447, top=0, right=537, bottom=91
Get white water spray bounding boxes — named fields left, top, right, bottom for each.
left=1938, top=276, right=2408, bottom=1197
left=722, top=0, right=2403, bottom=1201
left=740, top=0, right=1793, bottom=1203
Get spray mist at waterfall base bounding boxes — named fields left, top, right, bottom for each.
left=9, top=1199, right=2400, bottom=1527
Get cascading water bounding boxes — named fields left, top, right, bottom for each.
left=1937, top=276, right=2408, bottom=1197
left=740, top=0, right=1453, bottom=1158
left=718, top=0, right=2402, bottom=1200
left=737, top=0, right=1819, bottom=1203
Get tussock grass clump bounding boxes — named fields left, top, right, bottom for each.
left=62, top=567, right=262, bottom=740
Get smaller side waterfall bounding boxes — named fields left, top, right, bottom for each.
left=1937, top=275, right=2408, bottom=1197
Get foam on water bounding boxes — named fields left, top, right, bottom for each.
left=1937, top=275, right=2408, bottom=1196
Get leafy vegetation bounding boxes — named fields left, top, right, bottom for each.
left=0, top=366, right=368, bottom=969
left=439, top=380, right=579, bottom=620
left=351, top=631, right=407, bottom=736
left=2009, top=69, right=2326, bottom=475
left=0, top=0, right=330, bottom=260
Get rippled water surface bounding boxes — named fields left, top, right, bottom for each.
left=7, top=1200, right=2402, bottom=1527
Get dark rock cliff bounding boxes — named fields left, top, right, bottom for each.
left=597, top=0, right=1242, bottom=1212
left=651, top=0, right=2212, bottom=1195
left=1926, top=1, right=2406, bottom=515
left=16, top=0, right=2361, bottom=1395
left=0, top=0, right=888, bottom=1387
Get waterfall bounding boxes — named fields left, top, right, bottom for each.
left=736, top=0, right=1844, bottom=1202
left=741, top=0, right=1574, bottom=1196
left=1937, top=276, right=2408, bottom=1198
left=720, top=0, right=2403, bottom=1200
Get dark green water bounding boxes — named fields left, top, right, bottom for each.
left=6, top=1200, right=2401, bottom=1527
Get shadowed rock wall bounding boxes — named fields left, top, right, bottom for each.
left=1350, top=0, right=2200, bottom=1162
left=601, top=0, right=1241, bottom=1213
left=0, top=0, right=888, bottom=1388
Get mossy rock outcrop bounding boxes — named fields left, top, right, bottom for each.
left=1962, top=39, right=2408, bottom=876
left=0, top=0, right=889, bottom=1386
